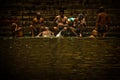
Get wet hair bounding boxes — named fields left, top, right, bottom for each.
left=36, top=12, right=41, bottom=15
left=98, top=6, right=105, bottom=13
left=12, top=23, right=17, bottom=27
left=59, top=10, right=64, bottom=18
left=59, top=10, right=64, bottom=14
left=36, top=12, right=41, bottom=19
left=45, top=27, right=49, bottom=30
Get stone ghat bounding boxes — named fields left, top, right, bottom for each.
left=0, top=37, right=120, bottom=80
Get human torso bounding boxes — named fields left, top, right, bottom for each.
left=56, top=15, right=68, bottom=27
left=97, top=12, right=109, bottom=26
left=33, top=17, right=44, bottom=26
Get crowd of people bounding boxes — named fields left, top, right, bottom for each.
left=11, top=6, right=111, bottom=38
left=28, top=9, right=87, bottom=38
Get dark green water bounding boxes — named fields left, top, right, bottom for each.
left=0, top=37, right=120, bottom=80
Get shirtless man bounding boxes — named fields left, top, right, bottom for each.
left=54, top=10, right=68, bottom=31
left=95, top=7, right=111, bottom=38
left=36, top=27, right=54, bottom=37
left=30, top=12, right=45, bottom=37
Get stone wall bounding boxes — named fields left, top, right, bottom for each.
left=0, top=0, right=120, bottom=26
left=0, top=0, right=120, bottom=36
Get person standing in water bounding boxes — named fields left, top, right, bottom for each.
left=95, top=6, right=111, bottom=38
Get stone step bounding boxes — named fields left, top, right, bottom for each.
left=0, top=26, right=120, bottom=37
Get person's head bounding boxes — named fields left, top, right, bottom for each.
left=11, top=23, right=17, bottom=28
left=53, top=27, right=59, bottom=30
left=78, top=12, right=84, bottom=21
left=59, top=10, right=64, bottom=18
left=63, top=27, right=68, bottom=30
left=36, top=11, right=41, bottom=19
left=98, top=6, right=105, bottom=13
left=92, top=29, right=98, bottom=36
left=44, top=27, right=49, bottom=31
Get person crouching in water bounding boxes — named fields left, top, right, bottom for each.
left=11, top=23, right=23, bottom=37
left=89, top=29, right=98, bottom=39
left=36, top=27, right=54, bottom=37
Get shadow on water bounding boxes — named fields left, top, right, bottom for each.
left=0, top=37, right=120, bottom=80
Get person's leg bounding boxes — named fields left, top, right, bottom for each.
left=79, top=24, right=84, bottom=38
left=30, top=25, right=36, bottom=37
left=102, top=32, right=107, bottom=38
left=98, top=32, right=102, bottom=38
left=102, top=26, right=108, bottom=38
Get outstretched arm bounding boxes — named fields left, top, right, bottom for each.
left=36, top=32, right=42, bottom=37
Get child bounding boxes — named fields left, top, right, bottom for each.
left=89, top=29, right=98, bottom=39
